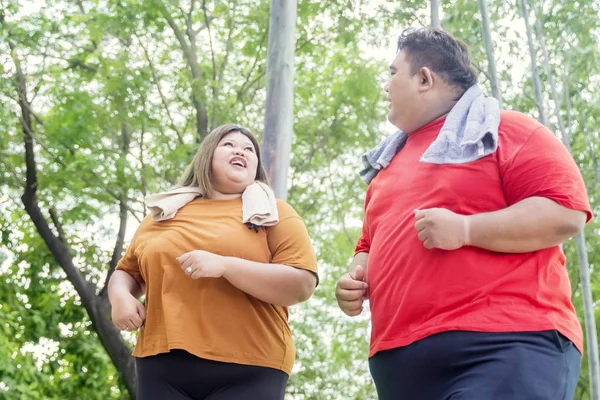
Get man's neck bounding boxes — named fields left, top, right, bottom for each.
left=410, top=100, right=457, bottom=133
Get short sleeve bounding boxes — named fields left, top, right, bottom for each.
left=266, top=201, right=318, bottom=283
left=355, top=184, right=373, bottom=255
left=116, top=237, right=145, bottom=287
left=500, top=126, right=592, bottom=222
left=355, top=234, right=370, bottom=255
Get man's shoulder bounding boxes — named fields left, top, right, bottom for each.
left=498, top=110, right=552, bottom=150
left=498, top=110, right=544, bottom=136
left=497, top=110, right=562, bottom=162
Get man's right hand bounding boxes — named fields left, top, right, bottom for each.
left=335, top=265, right=368, bottom=316
left=110, top=292, right=146, bottom=332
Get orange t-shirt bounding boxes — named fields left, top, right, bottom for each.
left=116, top=197, right=317, bottom=375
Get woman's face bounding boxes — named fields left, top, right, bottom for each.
left=210, top=131, right=259, bottom=195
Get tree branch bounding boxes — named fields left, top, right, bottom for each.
left=140, top=117, right=149, bottom=216
left=101, top=112, right=132, bottom=297
left=76, top=0, right=86, bottom=14
left=160, top=6, right=191, bottom=54
left=158, top=1, right=208, bottom=141
left=99, top=198, right=127, bottom=298
left=49, top=206, right=68, bottom=244
left=236, top=30, right=268, bottom=102
left=7, top=85, right=45, bottom=126
left=201, top=0, right=218, bottom=129
left=135, top=33, right=184, bottom=144
left=218, top=33, right=234, bottom=88
left=216, top=6, right=236, bottom=94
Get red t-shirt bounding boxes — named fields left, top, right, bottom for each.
left=356, top=110, right=592, bottom=357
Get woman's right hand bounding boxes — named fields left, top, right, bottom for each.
left=110, top=292, right=146, bottom=331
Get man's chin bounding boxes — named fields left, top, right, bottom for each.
left=387, top=115, right=401, bottom=130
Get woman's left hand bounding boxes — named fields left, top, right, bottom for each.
left=177, top=250, right=228, bottom=279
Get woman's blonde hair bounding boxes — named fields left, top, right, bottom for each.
left=177, top=124, right=269, bottom=197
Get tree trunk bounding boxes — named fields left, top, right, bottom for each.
left=478, top=0, right=501, bottom=104
left=262, top=0, right=297, bottom=200
left=517, top=0, right=547, bottom=125
left=431, top=0, right=441, bottom=28
left=10, top=41, right=137, bottom=398
left=534, top=11, right=600, bottom=399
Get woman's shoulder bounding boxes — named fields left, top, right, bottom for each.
left=275, top=199, right=302, bottom=221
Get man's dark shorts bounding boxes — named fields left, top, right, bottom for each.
left=369, top=330, right=581, bottom=400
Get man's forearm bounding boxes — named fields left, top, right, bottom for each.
left=466, top=197, right=586, bottom=253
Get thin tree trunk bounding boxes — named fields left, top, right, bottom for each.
left=582, top=119, right=600, bottom=187
left=262, top=0, right=297, bottom=200
left=517, top=0, right=547, bottom=125
left=534, top=12, right=600, bottom=399
left=478, top=0, right=501, bottom=104
left=431, top=0, right=441, bottom=28
left=575, top=231, right=600, bottom=400
left=534, top=16, right=568, bottom=143
left=563, top=66, right=572, bottom=143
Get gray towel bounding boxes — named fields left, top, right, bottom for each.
left=359, top=85, right=500, bottom=184
left=359, top=131, right=409, bottom=184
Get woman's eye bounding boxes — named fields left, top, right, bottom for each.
left=245, top=147, right=255, bottom=152
left=224, top=142, right=233, bottom=147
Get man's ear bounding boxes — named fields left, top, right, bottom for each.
left=417, top=67, right=434, bottom=92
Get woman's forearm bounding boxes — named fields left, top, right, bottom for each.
left=223, top=257, right=316, bottom=306
left=108, top=270, right=144, bottom=302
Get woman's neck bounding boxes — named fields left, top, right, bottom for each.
left=206, top=190, right=242, bottom=200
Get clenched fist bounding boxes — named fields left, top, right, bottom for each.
left=414, top=208, right=470, bottom=250
left=335, top=265, right=368, bottom=316
left=111, top=293, right=146, bottom=332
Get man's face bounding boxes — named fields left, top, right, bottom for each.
left=384, top=50, right=421, bottom=132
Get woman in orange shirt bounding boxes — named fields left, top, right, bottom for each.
left=108, top=124, right=318, bottom=400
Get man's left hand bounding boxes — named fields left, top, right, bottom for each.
left=414, top=208, right=470, bottom=250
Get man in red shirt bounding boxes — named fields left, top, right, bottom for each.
left=335, top=28, right=592, bottom=400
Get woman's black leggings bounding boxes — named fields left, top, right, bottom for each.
left=135, top=350, right=288, bottom=400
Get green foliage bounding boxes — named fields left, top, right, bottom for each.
left=1, top=0, right=599, bottom=399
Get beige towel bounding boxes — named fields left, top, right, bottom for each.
left=145, top=182, right=279, bottom=226
left=242, top=181, right=279, bottom=226
left=145, top=186, right=202, bottom=221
